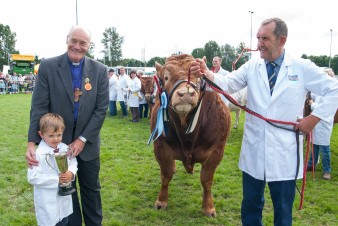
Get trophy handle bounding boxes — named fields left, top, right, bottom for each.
left=45, top=154, right=60, bottom=173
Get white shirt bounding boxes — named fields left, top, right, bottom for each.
left=310, top=93, right=335, bottom=145
left=117, top=74, right=130, bottom=102
left=127, top=77, right=141, bottom=107
left=109, top=74, right=118, bottom=101
left=214, top=68, right=231, bottom=104
left=27, top=140, right=78, bottom=226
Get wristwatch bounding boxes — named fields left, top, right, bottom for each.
left=78, top=136, right=87, bottom=143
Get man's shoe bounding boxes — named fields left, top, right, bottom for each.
left=323, top=173, right=331, bottom=180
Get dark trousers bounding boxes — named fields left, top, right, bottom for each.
left=55, top=217, right=68, bottom=226
left=109, top=100, right=117, bottom=116
left=130, top=107, right=140, bottom=121
left=119, top=101, right=127, bottom=116
left=68, top=157, right=102, bottom=226
left=139, top=103, right=149, bottom=118
left=241, top=171, right=296, bottom=226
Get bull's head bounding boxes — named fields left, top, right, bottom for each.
left=141, top=77, right=155, bottom=103
left=155, top=54, right=201, bottom=122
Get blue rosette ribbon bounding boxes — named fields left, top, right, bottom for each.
left=147, top=92, right=168, bottom=145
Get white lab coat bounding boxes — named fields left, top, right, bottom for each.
left=214, top=51, right=338, bottom=181
left=109, top=74, right=118, bottom=101
left=27, top=140, right=78, bottom=226
left=127, top=77, right=141, bottom=107
left=117, top=74, right=130, bottom=102
left=215, top=68, right=230, bottom=104
left=310, top=93, right=334, bottom=145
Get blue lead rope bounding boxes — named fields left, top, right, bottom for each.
left=147, top=92, right=168, bottom=145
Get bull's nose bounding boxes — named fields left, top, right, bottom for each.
left=177, top=88, right=196, bottom=97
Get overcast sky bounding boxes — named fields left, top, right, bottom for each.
left=1, top=0, right=337, bottom=62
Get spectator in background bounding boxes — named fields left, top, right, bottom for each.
left=306, top=68, right=336, bottom=180
left=25, top=25, right=109, bottom=225
left=117, top=67, right=129, bottom=118
left=137, top=70, right=149, bottom=119
left=25, top=74, right=31, bottom=92
left=29, top=71, right=35, bottom=80
left=18, top=74, right=25, bottom=92
left=211, top=56, right=229, bottom=76
left=5, top=74, right=12, bottom=94
left=12, top=72, right=18, bottom=84
left=211, top=56, right=230, bottom=104
left=0, top=80, right=5, bottom=94
left=127, top=70, right=141, bottom=122
left=108, top=68, right=118, bottom=116
left=12, top=82, right=18, bottom=94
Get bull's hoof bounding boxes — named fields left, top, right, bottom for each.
left=154, top=200, right=167, bottom=210
left=203, top=208, right=217, bottom=217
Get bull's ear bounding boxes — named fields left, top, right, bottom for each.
left=155, top=62, right=162, bottom=72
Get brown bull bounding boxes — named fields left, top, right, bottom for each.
left=149, top=54, right=231, bottom=217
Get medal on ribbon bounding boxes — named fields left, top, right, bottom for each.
left=84, top=77, right=92, bottom=91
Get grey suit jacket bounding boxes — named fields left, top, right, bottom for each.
left=28, top=53, right=109, bottom=161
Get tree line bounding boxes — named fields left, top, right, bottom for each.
left=1, top=24, right=337, bottom=74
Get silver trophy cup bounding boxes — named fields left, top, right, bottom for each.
left=46, top=150, right=76, bottom=196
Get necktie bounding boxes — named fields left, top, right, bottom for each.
left=267, top=62, right=277, bottom=95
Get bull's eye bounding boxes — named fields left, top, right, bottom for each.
left=164, top=76, right=169, bottom=81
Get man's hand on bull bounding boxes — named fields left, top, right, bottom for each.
left=191, top=57, right=214, bottom=81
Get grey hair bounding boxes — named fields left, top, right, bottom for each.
left=67, top=25, right=92, bottom=41
left=261, top=17, right=288, bottom=38
left=213, top=56, right=223, bottom=63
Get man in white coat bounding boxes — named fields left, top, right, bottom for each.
left=116, top=67, right=129, bottom=117
left=191, top=17, right=338, bottom=226
left=108, top=68, right=118, bottom=116
left=211, top=56, right=230, bottom=104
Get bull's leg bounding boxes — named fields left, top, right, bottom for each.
left=155, top=159, right=176, bottom=210
left=200, top=156, right=221, bottom=217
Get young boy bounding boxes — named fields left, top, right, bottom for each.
left=27, top=113, right=78, bottom=226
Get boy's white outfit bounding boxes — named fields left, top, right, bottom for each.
left=27, top=140, right=78, bottom=226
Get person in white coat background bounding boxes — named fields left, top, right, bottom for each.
left=108, top=68, right=118, bottom=116
left=116, top=67, right=130, bottom=118
left=191, top=17, right=338, bottom=226
left=127, top=70, right=141, bottom=122
left=211, top=56, right=230, bottom=105
left=306, top=68, right=336, bottom=180
left=27, top=113, right=78, bottom=226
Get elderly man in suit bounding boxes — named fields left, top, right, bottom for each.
left=26, top=26, right=109, bottom=226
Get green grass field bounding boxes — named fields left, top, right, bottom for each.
left=0, top=94, right=337, bottom=225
